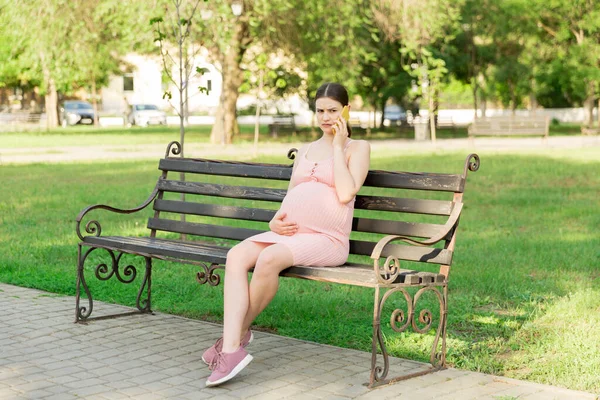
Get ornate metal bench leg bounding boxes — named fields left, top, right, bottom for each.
left=75, top=245, right=97, bottom=323
left=429, top=285, right=448, bottom=367
left=136, top=257, right=152, bottom=313
left=76, top=247, right=152, bottom=322
left=370, top=286, right=390, bottom=388
left=369, top=285, right=447, bottom=387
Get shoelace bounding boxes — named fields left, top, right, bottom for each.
left=209, top=350, right=227, bottom=372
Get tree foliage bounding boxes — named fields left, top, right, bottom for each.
left=1, top=0, right=599, bottom=131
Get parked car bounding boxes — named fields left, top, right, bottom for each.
left=383, top=104, right=407, bottom=126
left=127, top=104, right=167, bottom=127
left=60, top=100, right=95, bottom=127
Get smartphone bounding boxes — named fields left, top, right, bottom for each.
left=333, top=105, right=350, bottom=135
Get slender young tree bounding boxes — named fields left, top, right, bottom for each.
left=152, top=0, right=209, bottom=156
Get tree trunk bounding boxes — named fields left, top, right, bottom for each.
left=44, top=80, right=58, bottom=129
left=597, top=98, right=600, bottom=128
left=583, top=80, right=595, bottom=127
left=253, top=70, right=263, bottom=158
left=379, top=98, right=387, bottom=128
left=478, top=73, right=487, bottom=117
left=211, top=89, right=226, bottom=144
left=472, top=77, right=479, bottom=119
left=41, top=55, right=58, bottom=129
left=428, top=86, right=437, bottom=143
left=508, top=79, right=517, bottom=115
left=209, top=17, right=248, bottom=145
left=529, top=78, right=538, bottom=115
left=91, top=78, right=99, bottom=126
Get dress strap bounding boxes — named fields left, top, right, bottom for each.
left=343, top=139, right=353, bottom=150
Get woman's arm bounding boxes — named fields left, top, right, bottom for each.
left=333, top=140, right=371, bottom=204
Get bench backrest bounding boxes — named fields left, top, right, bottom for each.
left=272, top=115, right=295, bottom=125
left=469, top=116, right=549, bottom=136
left=149, top=142, right=478, bottom=278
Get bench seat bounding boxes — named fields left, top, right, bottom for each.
left=84, top=236, right=446, bottom=287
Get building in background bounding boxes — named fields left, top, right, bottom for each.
left=101, top=52, right=221, bottom=116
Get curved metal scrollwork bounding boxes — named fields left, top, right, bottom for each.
left=287, top=148, right=298, bottom=161
left=93, top=251, right=138, bottom=283
left=77, top=247, right=150, bottom=321
left=84, top=220, right=102, bottom=238
left=166, top=141, right=182, bottom=157
left=373, top=255, right=401, bottom=285
left=463, top=153, right=480, bottom=176
left=371, top=285, right=447, bottom=385
left=75, top=187, right=160, bottom=241
left=196, top=263, right=223, bottom=286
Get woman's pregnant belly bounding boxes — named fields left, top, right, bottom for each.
left=279, top=181, right=350, bottom=234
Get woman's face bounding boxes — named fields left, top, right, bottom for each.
left=315, top=97, right=344, bottom=135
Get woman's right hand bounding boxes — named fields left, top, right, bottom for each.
left=269, top=212, right=298, bottom=236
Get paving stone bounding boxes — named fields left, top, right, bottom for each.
left=1, top=282, right=599, bottom=400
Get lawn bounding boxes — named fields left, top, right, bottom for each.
left=0, top=131, right=598, bottom=393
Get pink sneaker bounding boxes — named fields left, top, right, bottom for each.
left=202, top=330, right=253, bottom=365
left=206, top=347, right=253, bottom=387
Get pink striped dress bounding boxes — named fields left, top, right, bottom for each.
left=246, top=140, right=355, bottom=267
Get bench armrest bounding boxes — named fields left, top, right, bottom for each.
left=76, top=185, right=160, bottom=240
left=370, top=202, right=463, bottom=284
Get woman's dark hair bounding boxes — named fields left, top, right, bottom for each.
left=315, top=82, right=352, bottom=137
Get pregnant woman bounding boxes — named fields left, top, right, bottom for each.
left=203, top=82, right=371, bottom=387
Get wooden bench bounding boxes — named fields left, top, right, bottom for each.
left=436, top=115, right=456, bottom=130
left=468, top=116, right=549, bottom=139
left=0, top=111, right=43, bottom=131
left=348, top=117, right=367, bottom=134
left=581, top=126, right=599, bottom=135
left=268, top=114, right=296, bottom=138
left=74, top=141, right=480, bottom=388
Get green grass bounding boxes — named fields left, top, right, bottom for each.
left=0, top=134, right=599, bottom=393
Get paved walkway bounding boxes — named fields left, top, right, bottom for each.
left=1, top=283, right=597, bottom=400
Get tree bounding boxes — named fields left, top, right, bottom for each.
left=1, top=0, right=153, bottom=127
left=3, top=0, right=80, bottom=128
left=194, top=0, right=369, bottom=144
left=533, top=0, right=600, bottom=127
left=152, top=0, right=209, bottom=155
left=67, top=0, right=154, bottom=126
left=354, top=27, right=413, bottom=128
left=371, top=0, right=464, bottom=142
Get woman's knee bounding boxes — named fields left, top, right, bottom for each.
left=226, top=243, right=257, bottom=273
left=253, top=245, right=293, bottom=278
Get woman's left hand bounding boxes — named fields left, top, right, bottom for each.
left=332, top=117, right=349, bottom=148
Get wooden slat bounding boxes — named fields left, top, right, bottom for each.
left=159, top=158, right=464, bottom=193
left=283, top=264, right=446, bottom=286
left=83, top=236, right=229, bottom=265
left=148, top=218, right=261, bottom=241
left=154, top=199, right=447, bottom=239
left=355, top=195, right=452, bottom=216
left=352, top=217, right=447, bottom=239
left=349, top=239, right=453, bottom=265
left=363, top=170, right=464, bottom=193
left=154, top=199, right=275, bottom=222
left=157, top=180, right=286, bottom=202
left=146, top=220, right=452, bottom=264
left=159, top=158, right=292, bottom=180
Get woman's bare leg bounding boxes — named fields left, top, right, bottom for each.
left=221, top=241, right=269, bottom=353
left=239, top=244, right=294, bottom=338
